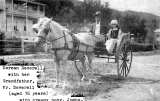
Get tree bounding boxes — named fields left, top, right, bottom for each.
left=35, top=0, right=74, bottom=18
left=34, top=0, right=113, bottom=30
left=137, top=18, right=147, bottom=43
left=120, top=14, right=140, bottom=33
left=146, top=19, right=158, bottom=50
left=74, top=0, right=112, bottom=24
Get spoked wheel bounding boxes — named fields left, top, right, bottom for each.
left=116, top=40, right=132, bottom=79
left=74, top=55, right=90, bottom=77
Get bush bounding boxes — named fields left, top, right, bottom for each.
left=132, top=43, right=154, bottom=52
left=155, top=43, right=160, bottom=50
left=25, top=43, right=45, bottom=54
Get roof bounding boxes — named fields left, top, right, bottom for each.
left=154, top=29, right=160, bottom=33
left=14, top=0, right=45, bottom=6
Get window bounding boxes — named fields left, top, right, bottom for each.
left=14, top=21, right=18, bottom=31
left=24, top=26, right=26, bottom=31
left=24, top=20, right=26, bottom=31
left=13, top=4, right=18, bottom=10
left=33, top=5, right=38, bottom=11
left=14, top=26, right=18, bottom=31
left=39, top=5, right=43, bottom=12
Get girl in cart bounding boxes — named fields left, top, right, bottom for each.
left=105, top=20, right=122, bottom=54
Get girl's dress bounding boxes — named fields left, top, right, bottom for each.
left=105, top=28, right=122, bottom=54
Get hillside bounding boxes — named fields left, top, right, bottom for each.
left=112, top=9, right=160, bottom=25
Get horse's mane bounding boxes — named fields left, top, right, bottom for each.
left=39, top=17, right=69, bottom=31
left=52, top=20, right=69, bottom=31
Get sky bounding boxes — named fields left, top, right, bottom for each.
left=103, top=0, right=160, bottom=16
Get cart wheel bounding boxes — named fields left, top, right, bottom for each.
left=74, top=55, right=90, bottom=77
left=116, top=40, right=132, bottom=79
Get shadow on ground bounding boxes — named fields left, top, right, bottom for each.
left=96, top=74, right=160, bottom=84
left=54, top=74, right=160, bottom=99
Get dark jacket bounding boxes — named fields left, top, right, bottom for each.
left=89, top=22, right=109, bottom=35
left=108, top=28, right=122, bottom=39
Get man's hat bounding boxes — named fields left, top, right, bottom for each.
left=94, top=11, right=102, bottom=17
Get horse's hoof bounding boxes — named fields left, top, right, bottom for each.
left=89, top=79, right=94, bottom=83
left=62, top=85, right=67, bottom=89
left=54, top=84, right=59, bottom=88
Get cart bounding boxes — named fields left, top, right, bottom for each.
left=74, top=26, right=133, bottom=79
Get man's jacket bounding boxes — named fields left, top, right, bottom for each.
left=89, top=22, right=109, bottom=35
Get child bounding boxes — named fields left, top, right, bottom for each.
left=105, top=20, right=122, bottom=54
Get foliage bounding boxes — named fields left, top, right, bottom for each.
left=34, top=0, right=158, bottom=47
left=35, top=0, right=112, bottom=24
left=25, top=43, right=45, bottom=54
left=0, top=30, right=5, bottom=40
left=120, top=14, right=140, bottom=33
left=35, top=0, right=74, bottom=22
left=146, top=19, right=159, bottom=46
left=132, top=43, right=154, bottom=52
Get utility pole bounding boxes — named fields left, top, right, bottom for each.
left=140, top=11, right=145, bottom=51
left=83, top=0, right=86, bottom=27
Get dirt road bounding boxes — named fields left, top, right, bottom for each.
left=2, top=54, right=160, bottom=101
left=88, top=55, right=160, bottom=101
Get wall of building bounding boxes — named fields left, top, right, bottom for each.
left=0, top=0, right=6, bottom=31
left=0, top=11, right=6, bottom=31
left=6, top=0, right=12, bottom=11
left=0, top=0, right=45, bottom=38
left=5, top=16, right=38, bottom=37
left=155, top=32, right=160, bottom=42
left=14, top=16, right=26, bottom=36
left=28, top=18, right=36, bottom=36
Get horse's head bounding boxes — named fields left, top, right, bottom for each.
left=33, top=17, right=52, bottom=45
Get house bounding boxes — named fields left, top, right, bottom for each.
left=154, top=28, right=160, bottom=42
left=0, top=0, right=45, bottom=39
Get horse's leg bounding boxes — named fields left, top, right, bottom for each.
left=54, top=58, right=60, bottom=88
left=61, top=59, right=68, bottom=89
left=80, top=57, right=87, bottom=81
left=87, top=53, right=94, bottom=83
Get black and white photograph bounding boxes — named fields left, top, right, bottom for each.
left=0, top=0, right=160, bottom=101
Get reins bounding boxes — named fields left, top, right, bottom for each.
left=36, top=21, right=97, bottom=61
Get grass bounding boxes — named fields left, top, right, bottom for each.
left=4, top=58, right=120, bottom=99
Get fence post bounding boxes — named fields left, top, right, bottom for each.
left=21, top=38, right=24, bottom=53
left=44, top=43, right=48, bottom=53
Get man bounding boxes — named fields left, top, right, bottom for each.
left=89, top=11, right=108, bottom=35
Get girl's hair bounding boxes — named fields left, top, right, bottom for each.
left=111, top=24, right=120, bottom=29
left=116, top=25, right=119, bottom=28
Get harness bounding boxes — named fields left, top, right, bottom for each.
left=37, top=26, right=91, bottom=61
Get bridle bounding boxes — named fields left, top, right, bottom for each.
left=36, top=21, right=71, bottom=44
left=36, top=20, right=51, bottom=43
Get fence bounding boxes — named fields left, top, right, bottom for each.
left=0, top=36, right=48, bottom=55
left=21, top=36, right=36, bottom=53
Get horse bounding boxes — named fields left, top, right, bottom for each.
left=33, top=17, right=95, bottom=88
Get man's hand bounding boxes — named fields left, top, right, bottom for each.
left=104, top=34, right=109, bottom=39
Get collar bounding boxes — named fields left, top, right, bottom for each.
left=96, top=21, right=100, bottom=24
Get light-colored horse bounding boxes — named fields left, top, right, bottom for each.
left=34, top=17, right=95, bottom=88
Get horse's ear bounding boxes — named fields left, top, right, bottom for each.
left=48, top=17, right=52, bottom=23
left=32, top=24, right=38, bottom=29
left=50, top=17, right=53, bottom=21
